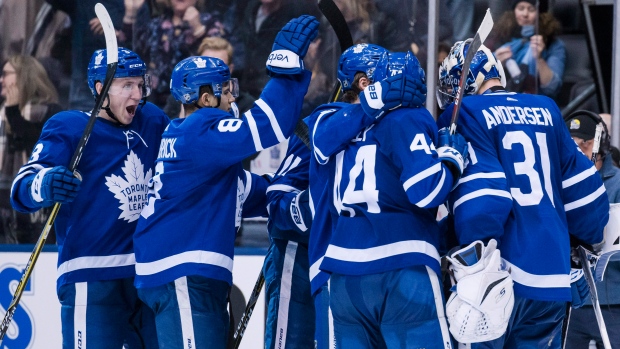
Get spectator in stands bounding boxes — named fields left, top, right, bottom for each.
left=133, top=0, right=227, bottom=108
left=46, top=0, right=125, bottom=110
left=491, top=0, right=566, bottom=98
left=238, top=0, right=317, bottom=99
left=0, top=55, right=62, bottom=243
left=564, top=110, right=620, bottom=348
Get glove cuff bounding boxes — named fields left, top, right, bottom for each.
left=437, top=146, right=465, bottom=183
left=266, top=49, right=302, bottom=76
left=359, top=82, right=385, bottom=119
left=29, top=167, right=52, bottom=204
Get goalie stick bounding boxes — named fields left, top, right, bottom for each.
left=0, top=3, right=118, bottom=343
left=293, top=0, right=354, bottom=149
left=449, top=9, right=493, bottom=135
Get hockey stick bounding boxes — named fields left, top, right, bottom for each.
left=449, top=9, right=493, bottom=135
left=577, top=247, right=611, bottom=349
left=230, top=269, right=265, bottom=349
left=293, top=0, right=354, bottom=149
left=0, top=3, right=118, bottom=344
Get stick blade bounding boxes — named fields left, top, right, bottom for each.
left=478, top=9, right=494, bottom=44
left=95, top=3, right=118, bottom=64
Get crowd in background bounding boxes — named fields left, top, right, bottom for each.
left=0, top=0, right=603, bottom=243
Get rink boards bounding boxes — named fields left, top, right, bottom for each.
left=0, top=245, right=266, bottom=349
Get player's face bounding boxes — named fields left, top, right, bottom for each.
left=514, top=2, right=537, bottom=27
left=0, top=62, right=17, bottom=97
left=216, top=80, right=236, bottom=112
left=99, top=76, right=144, bottom=125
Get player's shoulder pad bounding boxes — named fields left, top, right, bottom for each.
left=137, top=102, right=170, bottom=126
left=304, top=102, right=350, bottom=128
left=45, top=110, right=89, bottom=134
left=378, top=106, right=435, bottom=130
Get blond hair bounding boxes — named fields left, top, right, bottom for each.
left=6, top=55, right=58, bottom=110
left=197, top=36, right=234, bottom=64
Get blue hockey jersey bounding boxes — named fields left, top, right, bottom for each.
left=266, top=135, right=312, bottom=243
left=437, top=90, right=609, bottom=301
left=314, top=105, right=456, bottom=278
left=133, top=71, right=311, bottom=288
left=10, top=103, right=170, bottom=291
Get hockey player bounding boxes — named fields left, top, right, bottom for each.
left=132, top=15, right=319, bottom=349
left=263, top=134, right=314, bottom=349
left=10, top=48, right=169, bottom=348
left=436, top=40, right=609, bottom=347
left=309, top=47, right=467, bottom=348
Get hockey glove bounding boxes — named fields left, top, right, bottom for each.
left=437, top=127, right=468, bottom=184
left=289, top=189, right=311, bottom=233
left=570, top=268, right=589, bottom=308
left=266, top=15, right=319, bottom=76
left=359, top=72, right=427, bottom=120
left=29, top=166, right=82, bottom=207
left=445, top=239, right=514, bottom=343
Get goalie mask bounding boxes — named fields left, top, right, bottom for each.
left=87, top=47, right=151, bottom=99
left=437, top=40, right=506, bottom=110
left=170, top=56, right=239, bottom=105
left=337, top=44, right=389, bottom=91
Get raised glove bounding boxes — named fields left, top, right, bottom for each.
left=29, top=166, right=82, bottom=207
left=359, top=72, right=427, bottom=120
left=570, top=268, right=589, bottom=308
left=266, top=15, right=319, bottom=76
left=437, top=127, right=468, bottom=183
left=445, top=239, right=514, bottom=343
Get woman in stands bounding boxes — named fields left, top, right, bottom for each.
left=490, top=0, right=565, bottom=98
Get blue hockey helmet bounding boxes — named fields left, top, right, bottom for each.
left=436, top=40, right=506, bottom=109
left=87, top=47, right=150, bottom=98
left=170, top=56, right=239, bottom=104
left=387, top=51, right=425, bottom=84
left=337, top=44, right=389, bottom=91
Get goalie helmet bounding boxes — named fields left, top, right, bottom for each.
left=87, top=47, right=150, bottom=98
left=436, top=40, right=506, bottom=110
left=170, top=56, right=239, bottom=104
left=337, top=44, right=389, bottom=91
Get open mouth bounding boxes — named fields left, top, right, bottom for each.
left=126, top=105, right=137, bottom=116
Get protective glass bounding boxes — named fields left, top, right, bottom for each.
left=223, top=78, right=239, bottom=98
left=108, top=75, right=151, bottom=98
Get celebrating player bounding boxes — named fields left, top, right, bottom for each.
left=132, top=15, right=319, bottom=348
left=10, top=48, right=169, bottom=348
left=308, top=46, right=466, bottom=348
left=436, top=40, right=609, bottom=347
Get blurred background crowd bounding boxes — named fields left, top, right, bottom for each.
left=0, top=0, right=614, bottom=244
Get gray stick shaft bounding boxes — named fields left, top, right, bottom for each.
left=578, top=246, right=612, bottom=349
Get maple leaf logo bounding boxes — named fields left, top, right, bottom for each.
left=105, top=151, right=152, bottom=222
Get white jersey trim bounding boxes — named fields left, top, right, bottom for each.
left=454, top=172, right=506, bottom=189
left=11, top=163, right=44, bottom=195
left=266, top=184, right=300, bottom=194
left=135, top=250, right=233, bottom=276
left=453, top=189, right=512, bottom=211
left=324, top=240, right=441, bottom=264
left=416, top=168, right=446, bottom=208
left=310, top=256, right=324, bottom=281
left=244, top=110, right=264, bottom=151
left=504, top=260, right=570, bottom=288
left=562, top=166, right=597, bottom=189
left=255, top=99, right=286, bottom=142
left=57, top=253, right=136, bottom=278
left=564, top=184, right=606, bottom=211
left=426, top=266, right=453, bottom=349
left=276, top=241, right=298, bottom=349
left=403, top=163, right=442, bottom=191
left=174, top=276, right=196, bottom=347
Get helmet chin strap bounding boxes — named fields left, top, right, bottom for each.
left=100, top=94, right=129, bottom=127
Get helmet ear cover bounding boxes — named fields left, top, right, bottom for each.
left=436, top=40, right=506, bottom=109
left=170, top=56, right=233, bottom=105
left=87, top=47, right=149, bottom=98
left=564, top=109, right=611, bottom=155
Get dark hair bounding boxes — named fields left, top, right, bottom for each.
left=341, top=72, right=366, bottom=103
left=492, top=11, right=562, bottom=47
